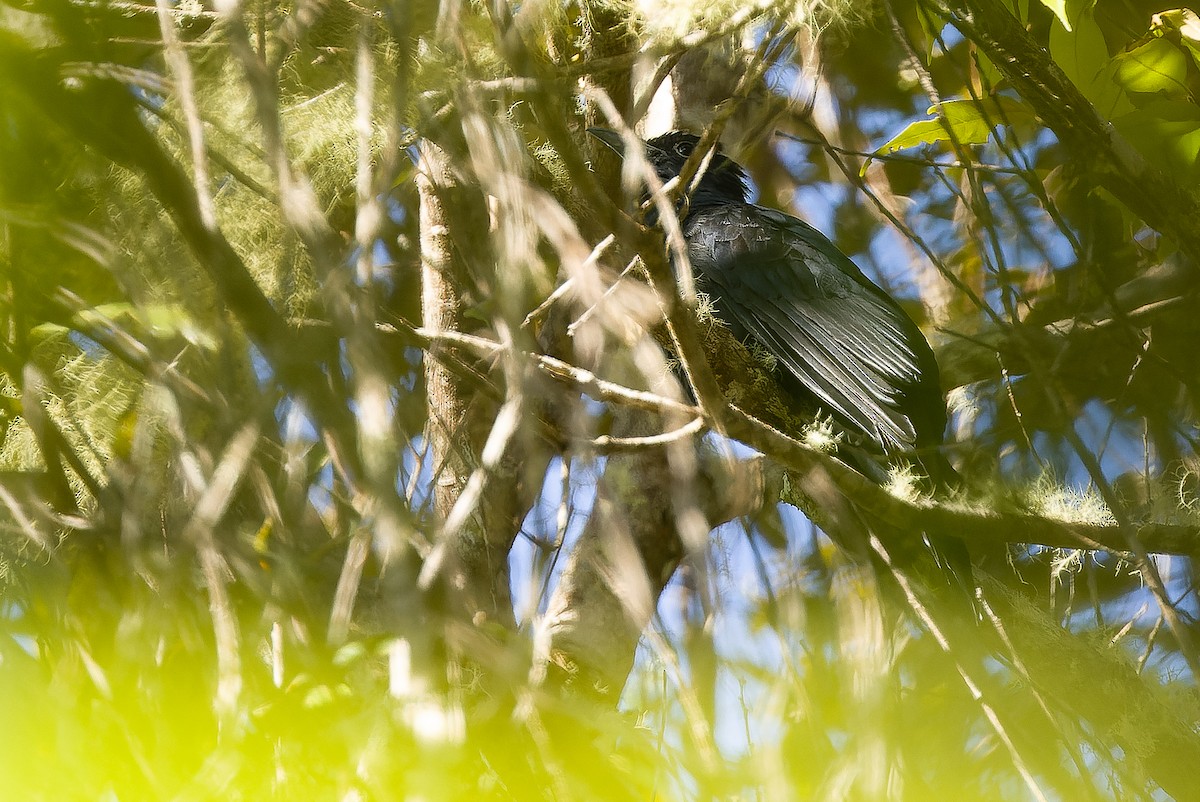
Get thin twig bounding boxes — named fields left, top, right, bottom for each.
left=155, top=0, right=216, bottom=229
left=592, top=417, right=706, bottom=449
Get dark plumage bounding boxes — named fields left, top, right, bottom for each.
left=589, top=128, right=972, bottom=587
left=591, top=129, right=950, bottom=467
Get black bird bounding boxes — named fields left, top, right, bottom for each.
left=590, top=129, right=954, bottom=476
left=590, top=128, right=971, bottom=584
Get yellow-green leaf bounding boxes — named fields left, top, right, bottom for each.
left=873, top=97, right=1036, bottom=159
left=1004, top=0, right=1031, bottom=24
left=1151, top=8, right=1200, bottom=53
left=1112, top=100, right=1200, bottom=180
left=1037, top=0, right=1072, bottom=31
left=1049, top=7, right=1114, bottom=107
left=1112, top=37, right=1191, bottom=98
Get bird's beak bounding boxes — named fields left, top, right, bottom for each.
left=586, top=127, right=626, bottom=157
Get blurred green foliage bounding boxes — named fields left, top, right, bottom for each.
left=0, top=0, right=1198, bottom=799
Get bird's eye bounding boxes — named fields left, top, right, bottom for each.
left=675, top=142, right=690, bottom=157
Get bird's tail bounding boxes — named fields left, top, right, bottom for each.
left=868, top=448, right=979, bottom=618
left=917, top=451, right=980, bottom=619
left=831, top=442, right=978, bottom=615
left=919, top=449, right=965, bottom=494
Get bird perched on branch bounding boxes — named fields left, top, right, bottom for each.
left=589, top=129, right=956, bottom=480
left=588, top=128, right=971, bottom=583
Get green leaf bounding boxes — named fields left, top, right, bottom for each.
left=915, top=3, right=941, bottom=64
left=1112, top=100, right=1200, bottom=180
left=1037, top=0, right=1073, bottom=31
left=972, top=48, right=1004, bottom=91
left=1152, top=8, right=1200, bottom=65
left=1089, top=59, right=1137, bottom=119
left=1004, top=0, right=1031, bottom=24
left=873, top=96, right=1036, bottom=158
left=1048, top=5, right=1125, bottom=114
left=1111, top=37, right=1191, bottom=99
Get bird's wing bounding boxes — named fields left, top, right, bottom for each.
left=686, top=204, right=937, bottom=451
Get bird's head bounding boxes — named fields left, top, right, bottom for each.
left=587, top=128, right=749, bottom=209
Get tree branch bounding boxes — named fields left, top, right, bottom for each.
left=930, top=0, right=1200, bottom=265
left=415, top=325, right=1200, bottom=557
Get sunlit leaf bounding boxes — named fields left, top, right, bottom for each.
left=1152, top=8, right=1200, bottom=65
left=1049, top=7, right=1119, bottom=111
left=915, top=2, right=941, bottom=64
left=1037, top=0, right=1072, bottom=31
left=1111, top=37, right=1192, bottom=99
left=872, top=96, right=1036, bottom=159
